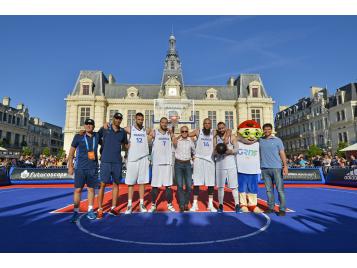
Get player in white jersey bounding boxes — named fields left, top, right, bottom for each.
left=148, top=117, right=175, bottom=212
left=189, top=118, right=217, bottom=212
left=214, top=122, right=240, bottom=213
left=124, top=112, right=152, bottom=214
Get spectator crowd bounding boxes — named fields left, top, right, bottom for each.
left=287, top=153, right=357, bottom=168
left=0, top=154, right=68, bottom=169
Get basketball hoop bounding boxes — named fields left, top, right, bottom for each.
left=169, top=115, right=179, bottom=133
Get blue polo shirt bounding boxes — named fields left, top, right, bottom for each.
left=71, top=133, right=99, bottom=169
left=98, top=125, right=128, bottom=163
left=259, top=136, right=285, bottom=169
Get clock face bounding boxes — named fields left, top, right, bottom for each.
left=168, top=87, right=177, bottom=96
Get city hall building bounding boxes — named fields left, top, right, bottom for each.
left=64, top=33, right=275, bottom=153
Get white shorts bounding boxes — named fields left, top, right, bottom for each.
left=192, top=158, right=215, bottom=186
left=151, top=164, right=173, bottom=187
left=125, top=156, right=150, bottom=185
left=216, top=168, right=238, bottom=188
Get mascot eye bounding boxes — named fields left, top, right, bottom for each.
left=255, top=130, right=263, bottom=138
left=243, top=130, right=250, bottom=137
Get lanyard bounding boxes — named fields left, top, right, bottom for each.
left=84, top=135, right=95, bottom=151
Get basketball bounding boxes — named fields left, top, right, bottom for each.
left=216, top=142, right=227, bottom=154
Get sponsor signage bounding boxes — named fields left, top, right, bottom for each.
left=10, top=168, right=73, bottom=181
left=326, top=167, right=357, bottom=187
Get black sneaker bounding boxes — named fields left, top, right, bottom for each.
left=184, top=204, right=189, bottom=211
left=264, top=209, right=275, bottom=214
left=235, top=204, right=240, bottom=213
left=179, top=206, right=185, bottom=212
left=109, top=208, right=119, bottom=216
left=217, top=204, right=224, bottom=213
left=277, top=210, right=286, bottom=216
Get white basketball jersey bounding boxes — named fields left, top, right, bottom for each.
left=236, top=141, right=261, bottom=174
left=152, top=129, right=172, bottom=165
left=215, top=136, right=236, bottom=170
left=128, top=125, right=149, bottom=162
left=195, top=129, right=214, bottom=163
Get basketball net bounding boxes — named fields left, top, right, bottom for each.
left=169, top=115, right=179, bottom=133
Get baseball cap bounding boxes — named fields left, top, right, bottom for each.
left=84, top=118, right=95, bottom=126
left=113, top=112, right=123, bottom=119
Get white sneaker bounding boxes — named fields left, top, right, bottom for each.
left=140, top=204, right=147, bottom=212
left=190, top=203, right=198, bottom=212
left=149, top=204, right=157, bottom=213
left=125, top=205, right=132, bottom=215
left=167, top=203, right=176, bottom=212
left=208, top=205, right=217, bottom=212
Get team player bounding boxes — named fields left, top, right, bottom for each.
left=68, top=119, right=99, bottom=223
left=149, top=117, right=175, bottom=212
left=96, top=112, right=128, bottom=218
left=189, top=118, right=217, bottom=212
left=124, top=112, right=152, bottom=214
left=214, top=122, right=239, bottom=213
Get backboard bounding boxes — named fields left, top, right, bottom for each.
left=153, top=99, right=195, bottom=124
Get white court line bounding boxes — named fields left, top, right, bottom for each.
left=76, top=212, right=271, bottom=246
left=312, top=187, right=357, bottom=196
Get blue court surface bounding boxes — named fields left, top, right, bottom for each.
left=0, top=185, right=357, bottom=253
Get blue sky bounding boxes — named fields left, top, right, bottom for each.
left=0, top=16, right=356, bottom=127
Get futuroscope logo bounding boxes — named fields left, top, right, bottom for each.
left=20, top=169, right=68, bottom=179
left=344, top=168, right=357, bottom=181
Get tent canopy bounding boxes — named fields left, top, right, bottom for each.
left=340, top=143, right=357, bottom=152
left=0, top=146, right=7, bottom=151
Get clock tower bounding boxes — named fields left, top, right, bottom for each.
left=159, top=32, right=186, bottom=98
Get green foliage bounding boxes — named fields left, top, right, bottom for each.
left=57, top=148, right=66, bottom=158
left=0, top=140, right=4, bottom=147
left=337, top=142, right=348, bottom=158
left=307, top=144, right=323, bottom=158
left=42, top=147, right=51, bottom=157
left=22, top=147, right=32, bottom=156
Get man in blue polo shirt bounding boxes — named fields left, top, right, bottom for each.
left=259, top=123, right=288, bottom=216
left=68, top=118, right=99, bottom=223
left=96, top=112, right=128, bottom=219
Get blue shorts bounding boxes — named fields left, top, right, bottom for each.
left=238, top=173, right=260, bottom=194
left=100, top=162, right=122, bottom=184
left=74, top=168, right=99, bottom=189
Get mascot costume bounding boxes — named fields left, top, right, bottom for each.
left=236, top=120, right=263, bottom=213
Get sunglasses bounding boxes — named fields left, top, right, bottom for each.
left=181, top=130, right=188, bottom=133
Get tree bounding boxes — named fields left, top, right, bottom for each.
left=0, top=140, right=4, bottom=147
left=22, top=147, right=32, bottom=156
left=307, top=144, right=323, bottom=158
left=42, top=147, right=51, bottom=157
left=57, top=148, right=66, bottom=158
left=337, top=142, right=348, bottom=158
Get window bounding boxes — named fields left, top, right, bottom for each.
left=0, top=111, right=2, bottom=122
left=14, top=134, right=20, bottom=146
left=252, top=88, right=259, bottom=97
left=251, top=109, right=261, bottom=125
left=208, top=111, right=217, bottom=127
left=170, top=61, right=175, bottom=70
left=24, top=117, right=27, bottom=127
left=191, top=111, right=200, bottom=129
left=8, top=114, right=12, bottom=124
left=12, top=116, right=15, bottom=125
left=79, top=107, right=90, bottom=126
left=337, top=112, right=340, bottom=121
left=6, top=132, right=11, bottom=144
left=145, top=110, right=154, bottom=128
left=0, top=130, right=2, bottom=139
left=343, top=132, right=348, bottom=143
left=341, top=110, right=346, bottom=120
left=3, top=112, right=7, bottom=122
left=16, top=117, right=20, bottom=126
left=127, top=110, right=136, bottom=127
left=338, top=133, right=343, bottom=142
left=83, top=85, right=90, bottom=95
left=225, top=111, right=234, bottom=129
left=109, top=109, right=119, bottom=120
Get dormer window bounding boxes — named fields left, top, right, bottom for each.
left=206, top=88, right=218, bottom=100
left=80, top=78, right=93, bottom=95
left=248, top=81, right=261, bottom=98
left=126, top=87, right=139, bottom=99
left=252, top=88, right=258, bottom=97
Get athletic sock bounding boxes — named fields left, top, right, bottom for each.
left=193, top=199, right=198, bottom=206
left=88, top=205, right=93, bottom=212
left=74, top=207, right=79, bottom=213
left=208, top=197, right=214, bottom=207
left=140, top=199, right=144, bottom=205
left=128, top=199, right=132, bottom=206
left=218, top=187, right=224, bottom=205
left=232, top=188, right=239, bottom=206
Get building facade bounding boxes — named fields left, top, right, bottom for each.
left=275, top=83, right=357, bottom=155
left=0, top=97, right=64, bottom=156
left=63, top=33, right=275, bottom=154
